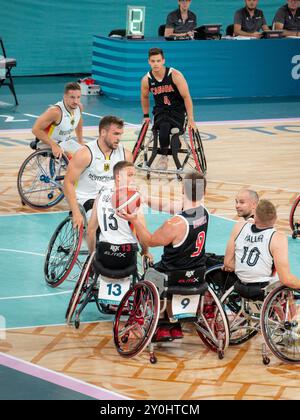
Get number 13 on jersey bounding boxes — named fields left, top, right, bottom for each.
left=98, top=276, right=131, bottom=305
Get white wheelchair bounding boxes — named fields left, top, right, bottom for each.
left=132, top=121, right=207, bottom=181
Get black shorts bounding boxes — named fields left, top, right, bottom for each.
left=153, top=108, right=186, bottom=132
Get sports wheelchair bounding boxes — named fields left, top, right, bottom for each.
left=65, top=242, right=140, bottom=329
left=132, top=121, right=207, bottom=181
left=44, top=205, right=88, bottom=288
left=205, top=265, right=300, bottom=365
left=113, top=266, right=230, bottom=364
left=17, top=139, right=68, bottom=209
left=289, top=195, right=300, bottom=239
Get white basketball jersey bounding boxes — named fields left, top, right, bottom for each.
left=47, top=101, right=81, bottom=143
left=235, top=223, right=276, bottom=284
left=76, top=140, right=125, bottom=203
left=97, top=186, right=137, bottom=245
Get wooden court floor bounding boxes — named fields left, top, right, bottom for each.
left=0, top=120, right=300, bottom=400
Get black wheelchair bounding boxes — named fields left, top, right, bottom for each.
left=113, top=266, right=230, bottom=364
left=17, top=139, right=69, bottom=209
left=65, top=242, right=140, bottom=329
left=289, top=195, right=300, bottom=239
left=132, top=121, right=207, bottom=181
left=205, top=265, right=300, bottom=365
left=44, top=205, right=88, bottom=288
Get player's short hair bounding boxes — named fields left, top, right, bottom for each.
left=99, top=115, right=124, bottom=132
left=184, top=172, right=206, bottom=202
left=255, top=199, right=277, bottom=224
left=113, top=161, right=134, bottom=179
left=148, top=48, right=164, bottom=58
left=64, top=82, right=81, bottom=94
left=245, top=189, right=259, bottom=203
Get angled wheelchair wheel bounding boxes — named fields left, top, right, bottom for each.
left=221, top=286, right=259, bottom=345
left=65, top=253, right=94, bottom=324
left=289, top=195, right=300, bottom=239
left=188, top=128, right=207, bottom=175
left=17, top=149, right=68, bottom=209
left=132, top=121, right=150, bottom=163
left=44, top=215, right=83, bottom=287
left=195, top=286, right=229, bottom=356
left=113, top=280, right=160, bottom=358
left=261, top=285, right=300, bottom=364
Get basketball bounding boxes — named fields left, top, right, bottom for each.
left=111, top=187, right=141, bottom=214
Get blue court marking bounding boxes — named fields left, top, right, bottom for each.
left=0, top=212, right=299, bottom=329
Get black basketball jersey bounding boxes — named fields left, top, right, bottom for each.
left=148, top=67, right=186, bottom=113
left=156, top=206, right=209, bottom=272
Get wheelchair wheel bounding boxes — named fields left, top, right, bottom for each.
left=113, top=280, right=160, bottom=358
left=44, top=215, right=83, bottom=287
left=188, top=128, right=207, bottom=175
left=195, top=286, right=229, bottom=355
left=17, top=149, right=68, bottom=209
left=221, top=287, right=259, bottom=345
left=261, top=285, right=300, bottom=364
left=289, top=195, right=300, bottom=239
left=132, top=121, right=150, bottom=163
left=65, top=254, right=93, bottom=324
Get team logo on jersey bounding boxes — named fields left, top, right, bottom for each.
left=186, top=271, right=195, bottom=278
left=104, top=163, right=110, bottom=172
left=110, top=245, right=120, bottom=252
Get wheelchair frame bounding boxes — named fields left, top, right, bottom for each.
left=44, top=206, right=88, bottom=287
left=17, top=143, right=68, bottom=209
left=206, top=265, right=300, bottom=365
left=113, top=267, right=230, bottom=364
left=289, top=195, right=300, bottom=239
left=132, top=121, right=207, bottom=180
left=66, top=250, right=141, bottom=329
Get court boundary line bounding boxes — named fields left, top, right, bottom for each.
left=3, top=319, right=109, bottom=331
left=0, top=352, right=130, bottom=400
left=1, top=116, right=300, bottom=134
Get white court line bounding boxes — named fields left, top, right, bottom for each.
left=0, top=290, right=72, bottom=301
left=1, top=116, right=300, bottom=135
left=0, top=210, right=68, bottom=217
left=210, top=178, right=300, bottom=193
left=0, top=248, right=45, bottom=257
left=4, top=319, right=108, bottom=331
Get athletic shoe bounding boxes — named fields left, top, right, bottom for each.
left=170, top=324, right=183, bottom=339
left=152, top=326, right=172, bottom=342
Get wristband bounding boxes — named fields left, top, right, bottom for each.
left=143, top=113, right=149, bottom=118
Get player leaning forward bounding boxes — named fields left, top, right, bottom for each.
left=64, top=116, right=132, bottom=228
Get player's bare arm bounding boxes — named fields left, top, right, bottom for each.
left=64, top=146, right=91, bottom=229
left=32, top=107, right=63, bottom=158
left=172, top=70, right=196, bottom=129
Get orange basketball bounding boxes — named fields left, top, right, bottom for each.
left=111, top=187, right=141, bottom=214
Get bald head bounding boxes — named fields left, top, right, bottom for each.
left=235, top=189, right=259, bottom=220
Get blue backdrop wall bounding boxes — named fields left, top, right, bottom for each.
left=0, top=0, right=284, bottom=76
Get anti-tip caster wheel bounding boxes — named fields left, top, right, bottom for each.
left=263, top=356, right=270, bottom=365
left=150, top=355, right=157, bottom=364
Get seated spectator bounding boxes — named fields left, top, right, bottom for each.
left=164, top=0, right=197, bottom=38
left=234, top=0, right=269, bottom=38
left=273, top=0, right=300, bottom=37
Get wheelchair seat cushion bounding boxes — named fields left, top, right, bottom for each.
left=93, top=259, right=137, bottom=279
left=95, top=242, right=138, bottom=271
left=234, top=280, right=269, bottom=302
left=205, top=265, right=238, bottom=292
left=166, top=267, right=207, bottom=295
